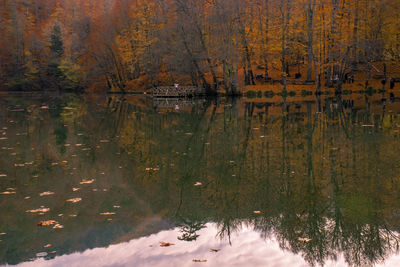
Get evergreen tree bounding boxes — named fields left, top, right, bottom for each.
left=49, top=24, right=64, bottom=59
left=47, top=23, right=64, bottom=89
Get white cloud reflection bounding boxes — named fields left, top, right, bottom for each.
left=13, top=223, right=400, bottom=267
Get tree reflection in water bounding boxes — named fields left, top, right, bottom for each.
left=0, top=93, right=400, bottom=266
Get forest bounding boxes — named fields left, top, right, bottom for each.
left=0, top=0, right=399, bottom=95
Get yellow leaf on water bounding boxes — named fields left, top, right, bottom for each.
left=39, top=192, right=54, bottom=197
left=72, top=188, right=80, bottom=192
left=26, top=208, right=50, bottom=213
left=53, top=224, right=64, bottom=229
left=38, top=220, right=57, bottom=226
left=193, top=259, right=207, bottom=263
left=100, top=212, right=116, bottom=216
left=1, top=191, right=16, bottom=195
left=66, top=198, right=82, bottom=203
left=160, top=242, right=174, bottom=247
left=44, top=244, right=52, bottom=248
left=254, top=211, right=261, bottom=214
left=194, top=182, right=202, bottom=186
left=80, top=179, right=95, bottom=184
left=14, top=164, right=25, bottom=167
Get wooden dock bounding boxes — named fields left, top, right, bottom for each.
left=153, top=86, right=206, bottom=98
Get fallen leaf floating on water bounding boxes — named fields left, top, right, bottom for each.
left=254, top=211, right=262, bottom=214
left=51, top=163, right=58, bottom=166
left=1, top=191, right=16, bottom=195
left=66, top=198, right=82, bottom=203
left=49, top=251, right=56, bottom=254
left=69, top=214, right=77, bottom=217
left=44, top=244, right=52, bottom=248
left=40, top=106, right=49, bottom=109
left=0, top=233, right=6, bottom=236
left=194, top=182, right=203, bottom=187
left=80, top=179, right=95, bottom=184
left=63, top=107, right=74, bottom=110
left=14, top=164, right=25, bottom=167
left=160, top=242, right=174, bottom=247
left=298, top=237, right=312, bottom=243
left=0, top=138, right=7, bottom=140
left=0, top=174, right=7, bottom=177
left=99, top=140, right=110, bottom=143
left=24, top=196, right=31, bottom=199
left=146, top=168, right=160, bottom=171
left=72, top=188, right=80, bottom=192
left=113, top=205, right=121, bottom=209
left=210, top=249, right=220, bottom=253
left=100, top=212, right=116, bottom=216
left=39, top=191, right=55, bottom=197
left=53, top=224, right=64, bottom=229
left=193, top=259, right=207, bottom=263
left=26, top=208, right=50, bottom=213
left=362, top=124, right=374, bottom=127
left=36, top=252, right=48, bottom=257
left=38, top=220, right=57, bottom=226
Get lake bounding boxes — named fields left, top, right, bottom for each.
left=1, top=92, right=400, bottom=267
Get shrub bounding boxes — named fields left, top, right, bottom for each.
left=245, top=90, right=257, bottom=98
left=301, top=90, right=313, bottom=97
left=264, top=90, right=275, bottom=98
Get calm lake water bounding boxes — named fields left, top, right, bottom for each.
left=1, top=92, right=400, bottom=267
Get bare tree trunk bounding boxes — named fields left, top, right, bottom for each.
left=352, top=0, right=360, bottom=64
left=264, top=0, right=270, bottom=79
left=280, top=0, right=288, bottom=90
left=306, top=0, right=316, bottom=82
